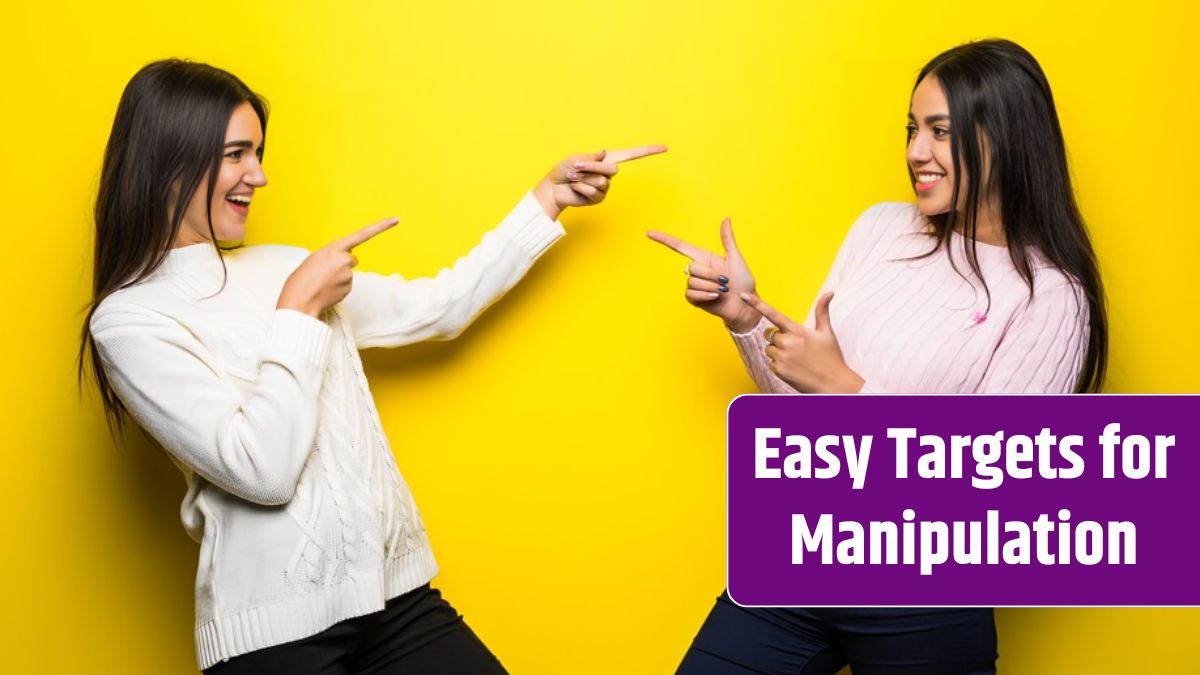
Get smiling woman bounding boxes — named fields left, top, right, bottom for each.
left=652, top=38, right=1107, bottom=675
left=76, top=57, right=665, bottom=674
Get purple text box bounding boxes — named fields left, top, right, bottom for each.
left=727, top=395, right=1197, bottom=606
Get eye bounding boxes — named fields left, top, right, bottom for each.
left=933, top=126, right=950, bottom=139
left=905, top=124, right=918, bottom=137
left=226, top=150, right=243, bottom=160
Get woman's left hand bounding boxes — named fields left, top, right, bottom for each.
left=739, top=291, right=866, bottom=394
left=532, top=145, right=667, bottom=219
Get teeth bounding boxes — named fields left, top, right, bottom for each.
left=227, top=194, right=251, bottom=204
left=916, top=174, right=943, bottom=184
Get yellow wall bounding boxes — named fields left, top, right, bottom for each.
left=2, top=1, right=1197, bottom=672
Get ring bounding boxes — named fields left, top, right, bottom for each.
left=683, top=266, right=690, bottom=276
left=764, top=327, right=779, bottom=343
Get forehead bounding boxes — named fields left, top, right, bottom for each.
left=225, top=101, right=263, bottom=142
left=910, top=75, right=948, bottom=114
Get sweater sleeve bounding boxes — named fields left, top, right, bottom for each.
left=728, top=203, right=888, bottom=394
left=729, top=315, right=799, bottom=394
left=341, top=191, right=565, bottom=349
left=974, top=281, right=1089, bottom=393
left=91, top=304, right=332, bottom=505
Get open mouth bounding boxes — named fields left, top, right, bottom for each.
left=914, top=172, right=945, bottom=192
left=225, top=194, right=251, bottom=215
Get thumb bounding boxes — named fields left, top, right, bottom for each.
left=814, top=292, right=835, bottom=333
left=720, top=217, right=742, bottom=259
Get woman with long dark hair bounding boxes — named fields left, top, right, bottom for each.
left=79, top=58, right=663, bottom=674
left=651, top=39, right=1105, bottom=674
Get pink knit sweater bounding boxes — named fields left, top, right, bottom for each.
left=731, top=202, right=1089, bottom=394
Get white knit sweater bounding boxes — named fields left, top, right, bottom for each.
left=90, top=192, right=564, bottom=670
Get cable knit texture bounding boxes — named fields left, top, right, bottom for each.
left=731, top=202, right=1089, bottom=394
left=89, top=192, right=564, bottom=670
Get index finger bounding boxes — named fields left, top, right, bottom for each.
left=646, top=230, right=710, bottom=261
left=606, top=145, right=668, bottom=163
left=331, top=217, right=399, bottom=251
left=739, top=292, right=799, bottom=332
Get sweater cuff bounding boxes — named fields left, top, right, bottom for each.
left=494, top=191, right=567, bottom=259
left=262, top=309, right=333, bottom=372
left=729, top=315, right=772, bottom=343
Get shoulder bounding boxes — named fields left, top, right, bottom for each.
left=849, top=202, right=927, bottom=240
left=90, top=294, right=175, bottom=340
left=226, top=243, right=311, bottom=269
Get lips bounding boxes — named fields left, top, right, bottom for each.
left=225, top=192, right=252, bottom=214
left=226, top=196, right=250, bottom=216
left=913, top=172, right=945, bottom=193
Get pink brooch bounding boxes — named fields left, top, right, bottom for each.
left=971, top=311, right=988, bottom=325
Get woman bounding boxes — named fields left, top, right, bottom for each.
left=78, top=58, right=663, bottom=674
left=650, top=39, right=1105, bottom=674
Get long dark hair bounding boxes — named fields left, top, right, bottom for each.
left=912, top=39, right=1107, bottom=393
left=78, top=58, right=269, bottom=434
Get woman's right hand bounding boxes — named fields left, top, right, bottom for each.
left=277, top=217, right=399, bottom=317
left=647, top=218, right=761, bottom=333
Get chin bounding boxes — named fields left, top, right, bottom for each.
left=214, top=224, right=247, bottom=242
left=915, top=198, right=951, bottom=217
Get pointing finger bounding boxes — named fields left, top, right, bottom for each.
left=740, top=292, right=799, bottom=332
left=333, top=217, right=399, bottom=251
left=646, top=230, right=710, bottom=261
left=606, top=145, right=668, bottom=163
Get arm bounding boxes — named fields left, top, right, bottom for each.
left=730, top=316, right=799, bottom=394
left=341, top=191, right=565, bottom=349
left=91, top=303, right=331, bottom=505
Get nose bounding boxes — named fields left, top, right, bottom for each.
left=243, top=156, right=268, bottom=189
left=907, top=131, right=933, bottom=167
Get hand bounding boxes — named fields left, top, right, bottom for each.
left=739, top=291, right=865, bottom=394
left=531, top=145, right=668, bottom=219
left=646, top=218, right=761, bottom=333
left=277, top=216, right=399, bottom=318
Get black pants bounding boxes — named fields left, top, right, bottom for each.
left=677, top=591, right=997, bottom=675
left=204, top=584, right=506, bottom=675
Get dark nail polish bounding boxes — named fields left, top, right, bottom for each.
left=718, top=275, right=729, bottom=284
left=719, top=285, right=729, bottom=293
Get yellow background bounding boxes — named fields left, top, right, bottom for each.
left=2, top=1, right=1198, bottom=673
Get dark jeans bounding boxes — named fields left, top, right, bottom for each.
left=204, top=584, right=506, bottom=675
left=677, top=590, right=997, bottom=675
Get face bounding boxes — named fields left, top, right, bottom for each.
left=906, top=75, right=959, bottom=216
left=169, top=100, right=267, bottom=246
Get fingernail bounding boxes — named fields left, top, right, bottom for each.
left=709, top=292, right=720, bottom=299
left=718, top=275, right=729, bottom=284
left=719, top=285, right=729, bottom=293
left=566, top=172, right=580, bottom=180
left=573, top=162, right=585, bottom=169
left=739, top=292, right=752, bottom=302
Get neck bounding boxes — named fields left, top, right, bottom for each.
left=956, top=199, right=1005, bottom=246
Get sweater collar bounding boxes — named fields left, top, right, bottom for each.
left=152, top=242, right=227, bottom=276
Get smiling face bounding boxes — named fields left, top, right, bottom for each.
left=906, top=75, right=959, bottom=216
left=169, top=100, right=267, bottom=246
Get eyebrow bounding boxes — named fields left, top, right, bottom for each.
left=907, top=113, right=951, bottom=124
left=224, top=140, right=264, bottom=150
